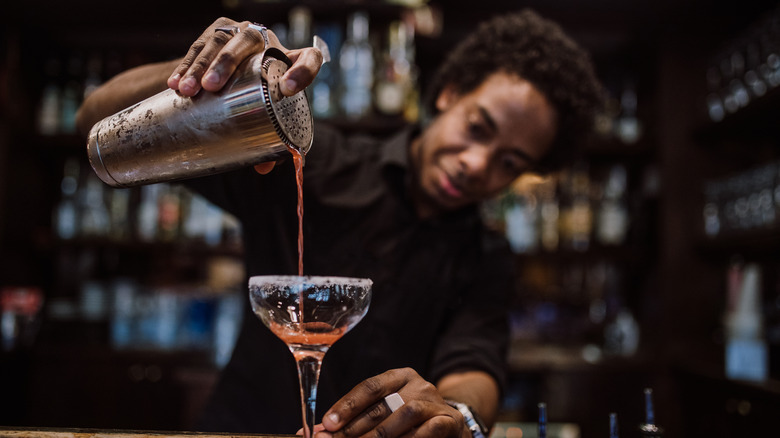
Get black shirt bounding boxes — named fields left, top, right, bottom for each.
left=189, top=123, right=513, bottom=434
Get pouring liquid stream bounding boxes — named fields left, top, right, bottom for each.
left=290, top=146, right=305, bottom=277
left=288, top=145, right=306, bottom=326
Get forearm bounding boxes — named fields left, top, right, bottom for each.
left=437, top=370, right=501, bottom=428
left=75, top=58, right=181, bottom=135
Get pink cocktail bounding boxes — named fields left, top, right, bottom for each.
left=249, top=275, right=372, bottom=438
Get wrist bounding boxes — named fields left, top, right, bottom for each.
left=446, top=400, right=489, bottom=438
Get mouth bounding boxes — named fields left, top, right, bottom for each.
left=437, top=170, right=465, bottom=200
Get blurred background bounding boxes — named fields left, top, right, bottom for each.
left=1, top=0, right=779, bottom=437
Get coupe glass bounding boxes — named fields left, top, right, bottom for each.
left=249, top=275, right=372, bottom=438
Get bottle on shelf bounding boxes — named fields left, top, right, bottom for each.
left=310, top=22, right=343, bottom=119
left=53, top=157, right=80, bottom=240
left=615, top=81, right=642, bottom=144
left=339, top=11, right=375, bottom=119
left=609, top=412, right=619, bottom=438
left=82, top=52, right=104, bottom=100
left=596, top=164, right=629, bottom=246
left=537, top=176, right=559, bottom=252
left=638, top=388, right=663, bottom=437
left=59, top=54, right=83, bottom=135
left=78, top=173, right=111, bottom=238
left=560, top=162, right=593, bottom=251
left=157, top=184, right=182, bottom=242
left=287, top=6, right=312, bottom=50
left=537, top=402, right=547, bottom=438
left=704, top=7, right=780, bottom=121
left=108, top=188, right=131, bottom=241
left=137, top=184, right=162, bottom=242
left=375, top=19, right=418, bottom=119
left=37, top=57, right=61, bottom=136
left=725, top=263, right=769, bottom=382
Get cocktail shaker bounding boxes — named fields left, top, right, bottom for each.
left=86, top=47, right=314, bottom=187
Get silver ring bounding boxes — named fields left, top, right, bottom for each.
left=214, top=26, right=239, bottom=36
left=384, top=393, right=404, bottom=413
left=247, top=23, right=270, bottom=47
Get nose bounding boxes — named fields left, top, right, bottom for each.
left=457, top=144, right=490, bottom=181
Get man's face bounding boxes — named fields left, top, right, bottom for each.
left=411, top=72, right=558, bottom=217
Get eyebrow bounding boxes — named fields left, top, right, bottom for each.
left=477, top=106, right=537, bottom=165
left=478, top=106, right=498, bottom=133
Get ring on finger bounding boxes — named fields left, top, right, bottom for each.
left=214, top=26, right=239, bottom=36
left=384, top=393, right=405, bottom=413
left=247, top=22, right=270, bottom=47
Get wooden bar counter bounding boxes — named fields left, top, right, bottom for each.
left=0, top=428, right=295, bottom=438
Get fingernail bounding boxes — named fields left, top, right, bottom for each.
left=204, top=70, right=221, bottom=86
left=327, top=412, right=339, bottom=424
left=180, top=76, right=197, bottom=93
left=169, top=73, right=181, bottom=83
left=285, top=78, right=297, bottom=93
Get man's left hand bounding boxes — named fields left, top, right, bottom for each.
left=313, top=367, right=469, bottom=438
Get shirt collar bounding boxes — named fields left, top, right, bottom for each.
left=379, top=124, right=419, bottom=172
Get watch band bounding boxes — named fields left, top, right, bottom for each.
left=446, top=400, right=489, bottom=438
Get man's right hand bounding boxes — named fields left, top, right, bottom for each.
left=168, top=17, right=324, bottom=97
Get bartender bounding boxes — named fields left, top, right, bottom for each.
left=76, top=9, right=603, bottom=438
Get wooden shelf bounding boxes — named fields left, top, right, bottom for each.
left=695, top=86, right=780, bottom=143
left=695, top=229, right=780, bottom=260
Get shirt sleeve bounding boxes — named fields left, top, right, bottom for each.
left=428, top=230, right=514, bottom=395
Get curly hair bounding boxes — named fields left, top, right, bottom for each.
left=425, top=9, right=605, bottom=171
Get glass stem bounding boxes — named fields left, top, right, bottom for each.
left=295, top=353, right=324, bottom=438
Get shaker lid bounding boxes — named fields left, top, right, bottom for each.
left=261, top=48, right=314, bottom=154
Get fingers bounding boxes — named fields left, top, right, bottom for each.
left=320, top=368, right=466, bottom=437
left=169, top=18, right=268, bottom=96
left=323, top=397, right=461, bottom=438
left=253, top=161, right=276, bottom=174
left=168, top=18, right=236, bottom=94
left=322, top=368, right=411, bottom=431
left=201, top=21, right=269, bottom=92
left=336, top=397, right=395, bottom=436
left=280, top=47, right=324, bottom=96
left=168, top=17, right=323, bottom=98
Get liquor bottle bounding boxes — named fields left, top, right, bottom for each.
left=560, top=162, right=592, bottom=251
left=137, top=184, right=162, bottom=242
left=725, top=263, right=769, bottom=381
left=538, top=402, right=547, bottom=438
left=339, top=11, right=374, bottom=118
left=538, top=176, right=559, bottom=252
left=609, top=412, right=619, bottom=438
left=83, top=52, right=104, bottom=100
left=596, top=164, right=629, bottom=245
left=54, top=157, right=80, bottom=240
left=78, top=173, right=110, bottom=237
left=615, top=81, right=642, bottom=144
left=311, top=22, right=343, bottom=119
left=288, top=6, right=311, bottom=49
left=108, top=188, right=131, bottom=241
left=157, top=183, right=182, bottom=242
left=375, top=20, right=416, bottom=117
left=638, top=388, right=663, bottom=437
left=37, top=57, right=61, bottom=135
left=60, top=54, right=83, bottom=134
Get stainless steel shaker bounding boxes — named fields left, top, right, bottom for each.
left=86, top=47, right=314, bottom=187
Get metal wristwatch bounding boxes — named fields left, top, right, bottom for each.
left=446, top=400, right=489, bottom=438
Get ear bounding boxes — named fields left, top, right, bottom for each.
left=435, top=84, right=461, bottom=112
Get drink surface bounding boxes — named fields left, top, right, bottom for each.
left=268, top=321, right=346, bottom=356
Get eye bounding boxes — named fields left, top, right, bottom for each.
left=497, top=152, right=530, bottom=176
left=466, top=115, right=491, bottom=141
